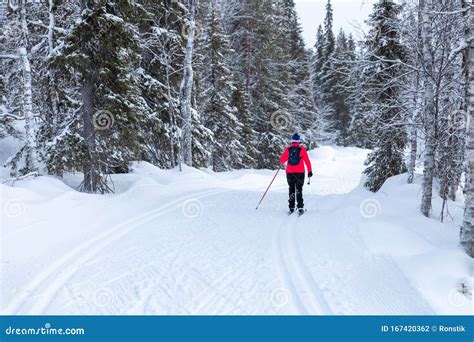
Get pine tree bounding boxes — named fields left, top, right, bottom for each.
left=0, top=17, right=17, bottom=140
left=346, top=35, right=375, bottom=148
left=318, top=0, right=338, bottom=142
left=323, top=0, right=335, bottom=59
left=197, top=1, right=245, bottom=172
left=331, top=29, right=354, bottom=145
left=347, top=48, right=374, bottom=149
left=279, top=0, right=319, bottom=148
left=362, top=0, right=408, bottom=192
left=253, top=0, right=292, bottom=168
left=34, top=1, right=82, bottom=178
left=224, top=0, right=290, bottom=168
left=45, top=0, right=148, bottom=193
left=230, top=76, right=258, bottom=168
left=311, top=24, right=325, bottom=108
left=131, top=0, right=185, bottom=169
left=0, top=74, right=16, bottom=139
left=223, top=0, right=257, bottom=97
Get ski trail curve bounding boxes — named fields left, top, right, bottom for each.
left=4, top=189, right=226, bottom=314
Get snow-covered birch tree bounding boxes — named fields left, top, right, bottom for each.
left=0, top=0, right=39, bottom=176
left=461, top=0, right=473, bottom=257
left=179, top=0, right=198, bottom=167
left=420, top=0, right=436, bottom=217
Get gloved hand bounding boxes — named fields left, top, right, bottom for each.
left=308, top=171, right=313, bottom=178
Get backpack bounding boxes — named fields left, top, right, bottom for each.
left=288, top=146, right=301, bottom=166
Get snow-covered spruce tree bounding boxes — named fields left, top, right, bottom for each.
left=218, top=1, right=260, bottom=169
left=0, top=8, right=18, bottom=140
left=278, top=0, right=319, bottom=148
left=131, top=0, right=186, bottom=169
left=0, top=79, right=17, bottom=139
left=223, top=0, right=258, bottom=97
left=251, top=0, right=291, bottom=168
left=330, top=29, right=355, bottom=145
left=189, top=107, right=213, bottom=168
left=230, top=75, right=258, bottom=168
left=223, top=0, right=289, bottom=169
left=47, top=0, right=147, bottom=193
left=34, top=1, right=82, bottom=178
left=196, top=1, right=245, bottom=172
left=311, top=24, right=325, bottom=109
left=347, top=61, right=374, bottom=148
left=362, top=0, right=408, bottom=193
left=345, top=38, right=375, bottom=149
left=220, top=0, right=260, bottom=167
left=290, top=69, right=319, bottom=150
left=317, top=0, right=338, bottom=142
left=461, top=0, right=473, bottom=257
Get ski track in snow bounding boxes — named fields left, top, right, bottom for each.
left=298, top=215, right=434, bottom=315
left=272, top=215, right=332, bottom=315
left=3, top=147, right=467, bottom=315
left=286, top=218, right=332, bottom=314
left=4, top=189, right=226, bottom=314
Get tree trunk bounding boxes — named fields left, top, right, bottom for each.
left=421, top=0, right=436, bottom=217
left=0, top=0, right=6, bottom=24
left=179, top=0, right=197, bottom=167
left=47, top=0, right=54, bottom=53
left=408, top=4, right=423, bottom=184
left=81, top=76, right=97, bottom=193
left=461, top=0, right=474, bottom=257
left=19, top=0, right=37, bottom=173
left=407, top=125, right=418, bottom=184
left=46, top=0, right=59, bottom=143
left=80, top=0, right=97, bottom=193
left=165, top=46, right=177, bottom=169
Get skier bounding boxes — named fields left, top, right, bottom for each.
left=279, top=133, right=313, bottom=215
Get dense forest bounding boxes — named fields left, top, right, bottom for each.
left=0, top=0, right=473, bottom=257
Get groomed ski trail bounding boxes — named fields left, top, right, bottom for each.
left=4, top=189, right=227, bottom=315
left=272, top=214, right=332, bottom=314
left=3, top=146, right=467, bottom=315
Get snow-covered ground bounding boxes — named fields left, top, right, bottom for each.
left=0, top=146, right=472, bottom=315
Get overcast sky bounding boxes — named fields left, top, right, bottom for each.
left=295, top=0, right=377, bottom=47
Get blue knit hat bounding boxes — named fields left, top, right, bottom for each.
left=291, top=133, right=300, bottom=143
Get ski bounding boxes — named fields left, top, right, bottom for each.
left=297, top=209, right=307, bottom=217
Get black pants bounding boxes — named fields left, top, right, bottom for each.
left=287, top=173, right=305, bottom=209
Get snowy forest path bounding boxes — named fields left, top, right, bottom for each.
left=2, top=148, right=442, bottom=315
left=3, top=188, right=227, bottom=315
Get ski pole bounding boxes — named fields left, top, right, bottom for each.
left=255, top=168, right=281, bottom=210
left=308, top=176, right=311, bottom=185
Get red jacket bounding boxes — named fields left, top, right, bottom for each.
left=279, top=143, right=312, bottom=174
